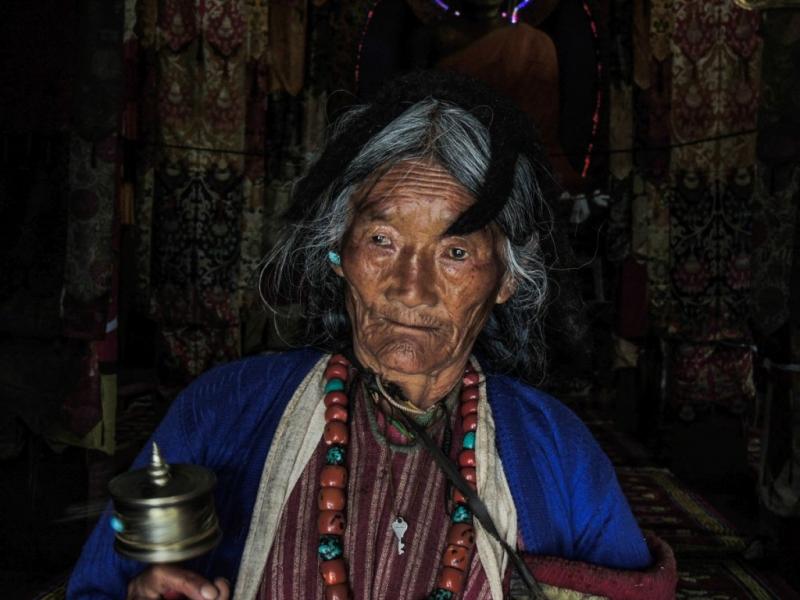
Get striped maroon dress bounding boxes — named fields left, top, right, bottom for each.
left=257, top=382, right=493, bottom=599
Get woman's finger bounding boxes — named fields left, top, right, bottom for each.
left=127, top=565, right=222, bottom=600
left=155, top=569, right=221, bottom=600
left=213, top=577, right=231, bottom=600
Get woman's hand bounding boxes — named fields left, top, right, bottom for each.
left=126, top=565, right=230, bottom=600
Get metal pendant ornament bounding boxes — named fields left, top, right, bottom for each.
left=107, top=443, right=221, bottom=563
left=391, top=516, right=408, bottom=555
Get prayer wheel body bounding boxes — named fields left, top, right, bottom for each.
left=108, top=444, right=221, bottom=563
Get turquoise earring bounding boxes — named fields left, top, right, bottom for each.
left=327, top=251, right=341, bottom=266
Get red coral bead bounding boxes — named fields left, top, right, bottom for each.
left=318, top=510, right=346, bottom=535
left=325, top=391, right=348, bottom=407
left=438, top=566, right=465, bottom=593
left=325, top=405, right=348, bottom=423
left=442, top=544, right=470, bottom=570
left=319, top=558, right=347, bottom=585
left=325, top=364, right=349, bottom=382
left=446, top=523, right=475, bottom=548
left=461, top=467, right=476, bottom=485
left=462, top=372, right=480, bottom=387
left=318, top=487, right=346, bottom=511
left=320, top=465, right=348, bottom=488
left=325, top=583, right=350, bottom=600
left=459, top=398, right=478, bottom=418
left=464, top=362, right=476, bottom=374
left=458, top=450, right=476, bottom=468
left=453, top=488, right=467, bottom=504
left=460, top=386, right=479, bottom=402
left=463, top=413, right=478, bottom=432
left=324, top=421, right=349, bottom=446
left=329, top=354, right=350, bottom=366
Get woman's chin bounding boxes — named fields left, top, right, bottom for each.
left=373, top=342, right=442, bottom=376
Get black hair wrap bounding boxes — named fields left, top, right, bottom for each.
left=287, top=70, right=555, bottom=245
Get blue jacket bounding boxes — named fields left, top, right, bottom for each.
left=67, top=348, right=651, bottom=598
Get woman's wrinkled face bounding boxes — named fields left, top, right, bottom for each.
left=335, top=159, right=514, bottom=377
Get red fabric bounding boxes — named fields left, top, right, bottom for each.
left=512, top=534, right=677, bottom=599
left=437, top=24, right=583, bottom=192
left=615, top=257, right=649, bottom=339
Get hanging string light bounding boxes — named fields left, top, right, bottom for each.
left=511, top=0, right=533, bottom=24
left=431, top=1, right=530, bottom=22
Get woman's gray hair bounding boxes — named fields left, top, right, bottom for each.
left=261, top=98, right=569, bottom=381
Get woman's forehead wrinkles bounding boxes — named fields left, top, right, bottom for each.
left=375, top=168, right=466, bottom=193
left=371, top=159, right=468, bottom=191
left=363, top=186, right=465, bottom=207
left=358, top=189, right=472, bottom=226
left=360, top=178, right=474, bottom=213
left=350, top=159, right=481, bottom=238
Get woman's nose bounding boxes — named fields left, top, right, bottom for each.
left=385, top=249, right=437, bottom=308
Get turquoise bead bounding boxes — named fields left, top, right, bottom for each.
left=427, top=589, right=454, bottom=600
left=110, top=516, right=125, bottom=533
left=324, top=379, right=345, bottom=393
left=451, top=504, right=472, bottom=523
left=318, top=535, right=343, bottom=561
left=462, top=431, right=476, bottom=450
left=326, top=445, right=346, bottom=465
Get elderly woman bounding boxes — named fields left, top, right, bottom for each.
left=68, top=71, right=675, bottom=600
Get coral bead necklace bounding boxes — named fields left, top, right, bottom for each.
left=317, top=354, right=482, bottom=600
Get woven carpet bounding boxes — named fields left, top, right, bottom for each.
left=621, top=469, right=799, bottom=598
left=579, top=408, right=799, bottom=598
left=674, top=558, right=799, bottom=599
left=617, top=467, right=747, bottom=557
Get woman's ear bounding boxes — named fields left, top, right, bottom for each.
left=495, top=274, right=516, bottom=305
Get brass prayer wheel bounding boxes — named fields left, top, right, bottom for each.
left=108, top=443, right=222, bottom=563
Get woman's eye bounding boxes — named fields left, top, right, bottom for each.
left=371, top=234, right=390, bottom=246
left=448, top=247, right=468, bottom=260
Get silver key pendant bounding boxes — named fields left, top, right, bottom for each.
left=391, top=516, right=408, bottom=555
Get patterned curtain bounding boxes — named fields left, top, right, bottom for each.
left=751, top=11, right=800, bottom=337
left=607, top=0, right=762, bottom=413
left=52, top=0, right=126, bottom=452
left=132, top=0, right=267, bottom=386
left=131, top=0, right=378, bottom=384
left=667, top=0, right=761, bottom=412
left=753, top=9, right=800, bottom=518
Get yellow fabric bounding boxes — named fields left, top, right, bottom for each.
left=46, top=374, right=116, bottom=455
left=541, top=584, right=606, bottom=600
left=609, top=83, right=634, bottom=180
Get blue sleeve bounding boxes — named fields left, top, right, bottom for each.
left=563, top=421, right=651, bottom=569
left=65, top=363, right=240, bottom=599
left=490, top=376, right=651, bottom=570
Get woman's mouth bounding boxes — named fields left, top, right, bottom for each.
left=382, top=316, right=440, bottom=333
